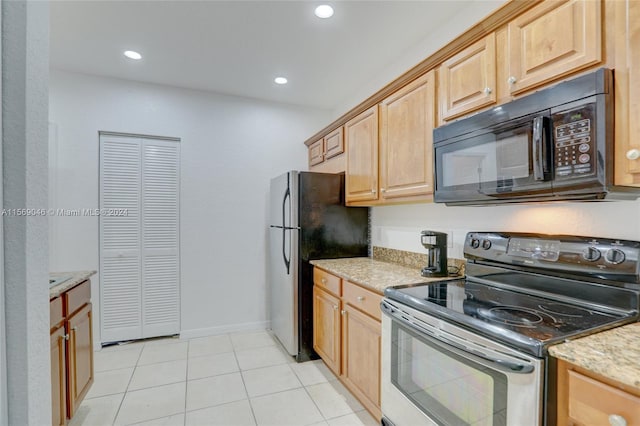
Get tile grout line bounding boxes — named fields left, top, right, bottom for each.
left=183, top=337, right=190, bottom=426
left=111, top=342, right=146, bottom=426
left=232, top=339, right=259, bottom=426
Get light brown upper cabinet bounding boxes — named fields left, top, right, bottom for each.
left=507, top=0, right=602, bottom=95
left=379, top=70, right=436, bottom=201
left=345, top=106, right=379, bottom=204
left=614, top=0, right=640, bottom=187
left=308, top=138, right=324, bottom=166
left=439, top=34, right=497, bottom=122
left=324, top=127, right=344, bottom=159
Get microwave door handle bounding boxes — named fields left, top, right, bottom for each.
left=532, top=116, right=551, bottom=181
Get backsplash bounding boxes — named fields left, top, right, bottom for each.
left=372, top=246, right=465, bottom=276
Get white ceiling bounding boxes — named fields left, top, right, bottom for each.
left=50, top=1, right=476, bottom=110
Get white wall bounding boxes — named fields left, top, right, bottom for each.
left=49, top=70, right=332, bottom=341
left=372, top=201, right=640, bottom=258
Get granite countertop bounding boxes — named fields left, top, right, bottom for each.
left=549, top=322, right=640, bottom=390
left=49, top=270, right=97, bottom=299
left=310, top=257, right=461, bottom=294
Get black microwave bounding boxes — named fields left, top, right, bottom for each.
left=433, top=68, right=640, bottom=205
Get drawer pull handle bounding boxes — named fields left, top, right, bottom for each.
left=626, top=149, right=640, bottom=161
left=357, top=296, right=365, bottom=302
left=609, top=414, right=627, bottom=426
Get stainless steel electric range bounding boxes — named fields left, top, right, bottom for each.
left=381, top=232, right=640, bottom=426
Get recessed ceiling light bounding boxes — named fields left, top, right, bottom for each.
left=314, top=5, right=334, bottom=19
left=124, top=50, right=142, bottom=60
left=274, top=77, right=288, bottom=85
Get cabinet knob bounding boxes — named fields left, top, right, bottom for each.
left=371, top=189, right=377, bottom=194
left=609, top=414, right=627, bottom=426
left=626, top=149, right=640, bottom=161
left=72, top=326, right=78, bottom=332
left=508, top=76, right=517, bottom=84
left=380, top=188, right=386, bottom=193
left=484, top=87, right=492, bottom=94
left=341, top=310, right=346, bottom=315
left=64, top=334, right=70, bottom=341
left=357, top=296, right=365, bottom=302
left=333, top=305, right=338, bottom=310
left=321, top=278, right=326, bottom=284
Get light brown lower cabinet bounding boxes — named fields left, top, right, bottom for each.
left=556, top=358, right=640, bottom=426
left=50, top=325, right=67, bottom=426
left=313, top=285, right=341, bottom=376
left=341, top=303, right=381, bottom=417
left=50, top=279, right=94, bottom=425
left=312, top=267, right=382, bottom=421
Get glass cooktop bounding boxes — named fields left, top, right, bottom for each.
left=385, top=279, right=634, bottom=356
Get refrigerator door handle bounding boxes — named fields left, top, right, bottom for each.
left=282, top=185, right=291, bottom=274
left=282, top=229, right=291, bottom=275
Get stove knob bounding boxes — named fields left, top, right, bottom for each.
left=605, top=248, right=626, bottom=265
left=582, top=246, right=601, bottom=262
left=470, top=238, right=480, bottom=249
left=482, top=239, right=492, bottom=250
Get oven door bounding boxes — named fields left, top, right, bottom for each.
left=381, top=300, right=543, bottom=426
left=434, top=112, right=553, bottom=205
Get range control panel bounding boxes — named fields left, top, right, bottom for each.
left=552, top=103, right=596, bottom=180
left=465, top=232, right=640, bottom=280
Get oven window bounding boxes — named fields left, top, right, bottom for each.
left=391, top=321, right=508, bottom=426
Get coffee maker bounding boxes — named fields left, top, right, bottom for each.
left=420, top=230, right=448, bottom=277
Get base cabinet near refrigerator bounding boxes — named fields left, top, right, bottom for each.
left=50, top=280, right=94, bottom=426
left=312, top=267, right=383, bottom=420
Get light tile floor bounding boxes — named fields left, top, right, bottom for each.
left=71, top=330, right=379, bottom=426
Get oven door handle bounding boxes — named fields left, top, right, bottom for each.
left=381, top=301, right=535, bottom=374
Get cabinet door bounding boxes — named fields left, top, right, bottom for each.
left=313, top=286, right=341, bottom=375
left=380, top=71, right=435, bottom=201
left=341, top=304, right=381, bottom=419
left=345, top=106, right=379, bottom=203
left=50, top=326, right=67, bottom=426
left=508, top=0, right=602, bottom=95
left=614, top=0, right=640, bottom=187
left=67, top=303, right=94, bottom=418
left=439, top=34, right=496, bottom=121
left=309, top=138, right=324, bottom=166
left=324, top=127, right=344, bottom=159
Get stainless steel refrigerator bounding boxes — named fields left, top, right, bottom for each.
left=268, top=171, right=368, bottom=361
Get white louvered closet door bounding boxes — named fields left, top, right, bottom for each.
left=99, top=134, right=180, bottom=343
left=141, top=139, right=180, bottom=338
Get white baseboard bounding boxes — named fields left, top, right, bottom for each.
left=179, top=320, right=272, bottom=340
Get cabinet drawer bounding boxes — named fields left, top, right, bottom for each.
left=567, top=370, right=640, bottom=425
left=313, top=268, right=341, bottom=296
left=343, top=281, right=382, bottom=321
left=65, top=280, right=91, bottom=316
left=50, top=296, right=64, bottom=329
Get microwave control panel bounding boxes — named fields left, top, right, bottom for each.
left=552, top=103, right=596, bottom=179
